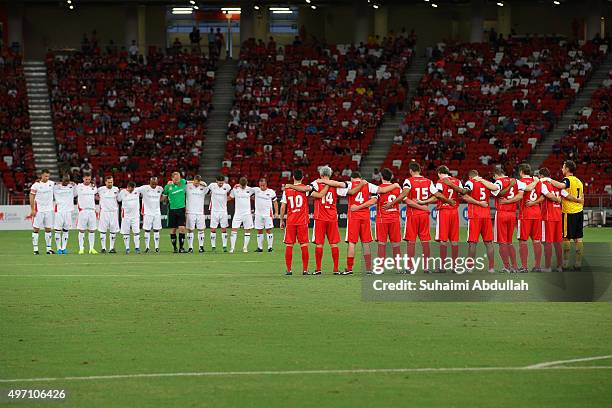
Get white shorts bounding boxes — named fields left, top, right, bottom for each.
left=143, top=214, right=162, bottom=231
left=232, top=213, right=254, bottom=229
left=121, top=216, right=140, bottom=234
left=210, top=211, right=228, bottom=229
left=53, top=212, right=73, bottom=230
left=33, top=211, right=53, bottom=229
left=77, top=209, right=97, bottom=231
left=186, top=213, right=205, bottom=230
left=98, top=211, right=120, bottom=233
left=254, top=214, right=273, bottom=230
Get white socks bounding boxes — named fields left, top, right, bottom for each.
left=257, top=233, right=263, bottom=250
left=88, top=232, right=96, bottom=250
left=144, top=231, right=150, bottom=249
left=44, top=232, right=52, bottom=250
left=210, top=232, right=216, bottom=248
left=55, top=230, right=62, bottom=250
left=62, top=231, right=69, bottom=250
left=197, top=231, right=205, bottom=248
left=153, top=231, right=160, bottom=249
left=187, top=232, right=194, bottom=249
left=230, top=231, right=238, bottom=251
left=100, top=233, right=107, bottom=251
left=109, top=233, right=116, bottom=250
left=78, top=231, right=85, bottom=251
left=133, top=233, right=140, bottom=250
left=244, top=232, right=251, bottom=251
left=267, top=233, right=273, bottom=249
left=221, top=232, right=227, bottom=248
left=123, top=235, right=130, bottom=250
left=32, top=232, right=39, bottom=252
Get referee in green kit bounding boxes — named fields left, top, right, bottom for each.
left=163, top=172, right=187, bottom=253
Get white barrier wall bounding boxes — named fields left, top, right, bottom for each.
left=0, top=205, right=33, bottom=230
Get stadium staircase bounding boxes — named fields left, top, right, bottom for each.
left=198, top=59, right=238, bottom=183
left=528, top=53, right=612, bottom=169
left=23, top=60, right=60, bottom=180
left=359, top=54, right=429, bottom=179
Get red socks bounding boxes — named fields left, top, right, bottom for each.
left=508, top=244, right=517, bottom=269
left=519, top=241, right=529, bottom=269
left=377, top=244, right=386, bottom=259
left=533, top=241, right=542, bottom=268
left=331, top=246, right=339, bottom=272
left=347, top=256, right=354, bottom=272
left=544, top=242, right=552, bottom=269
left=451, top=244, right=459, bottom=269
left=301, top=245, right=309, bottom=272
left=363, top=254, right=372, bottom=272
left=486, top=245, right=495, bottom=270
left=439, top=244, right=448, bottom=263
left=285, top=246, right=293, bottom=272
left=315, top=247, right=323, bottom=271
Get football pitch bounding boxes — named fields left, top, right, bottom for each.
left=1, top=228, right=611, bottom=407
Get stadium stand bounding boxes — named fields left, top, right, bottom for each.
left=46, top=47, right=217, bottom=186
left=541, top=79, right=611, bottom=205
left=382, top=36, right=607, bottom=180
left=220, top=36, right=413, bottom=190
left=0, top=50, right=35, bottom=203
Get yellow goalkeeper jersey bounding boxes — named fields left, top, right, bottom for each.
left=562, top=176, right=584, bottom=214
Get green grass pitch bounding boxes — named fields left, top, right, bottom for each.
left=1, top=228, right=611, bottom=407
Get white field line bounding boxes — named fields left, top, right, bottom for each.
left=1, top=365, right=612, bottom=383
left=0, top=260, right=267, bottom=267
left=526, top=354, right=612, bottom=369
left=0, top=274, right=243, bottom=277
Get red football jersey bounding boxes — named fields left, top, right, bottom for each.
left=311, top=180, right=346, bottom=222
left=464, top=178, right=491, bottom=219
left=347, top=179, right=377, bottom=220
left=403, top=176, right=437, bottom=215
left=541, top=181, right=562, bottom=222
left=435, top=176, right=461, bottom=210
left=494, top=176, right=521, bottom=213
left=376, top=183, right=401, bottom=223
left=518, top=177, right=542, bottom=220
left=282, top=185, right=309, bottom=225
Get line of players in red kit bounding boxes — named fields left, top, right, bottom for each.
left=279, top=161, right=582, bottom=275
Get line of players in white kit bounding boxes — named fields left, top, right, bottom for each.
left=28, top=169, right=279, bottom=255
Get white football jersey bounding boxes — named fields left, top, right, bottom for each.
left=252, top=187, right=277, bottom=216
left=136, top=185, right=163, bottom=216
left=186, top=183, right=209, bottom=215
left=76, top=183, right=97, bottom=210
left=208, top=183, right=231, bottom=213
left=53, top=183, right=76, bottom=213
left=118, top=189, right=140, bottom=219
left=31, top=180, right=55, bottom=212
left=97, top=186, right=120, bottom=212
left=230, top=187, right=254, bottom=215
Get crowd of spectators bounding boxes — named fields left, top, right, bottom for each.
left=0, top=50, right=35, bottom=201
left=46, top=46, right=217, bottom=186
left=383, top=36, right=607, bottom=180
left=221, top=34, right=413, bottom=190
left=544, top=76, right=611, bottom=203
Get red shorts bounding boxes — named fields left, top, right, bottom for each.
left=542, top=220, right=562, bottom=243
left=435, top=209, right=459, bottom=242
left=404, top=212, right=431, bottom=242
left=494, top=211, right=516, bottom=243
left=467, top=217, right=494, bottom=242
left=346, top=218, right=372, bottom=243
left=284, top=224, right=309, bottom=245
left=312, top=220, right=340, bottom=245
left=518, top=218, right=542, bottom=241
left=376, top=221, right=401, bottom=243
